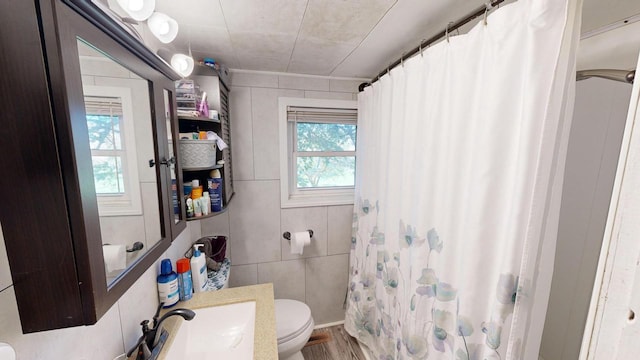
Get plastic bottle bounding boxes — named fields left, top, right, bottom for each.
left=157, top=259, right=179, bottom=307
left=176, top=258, right=193, bottom=301
left=208, top=169, right=223, bottom=212
left=191, top=244, right=208, bottom=293
left=201, top=192, right=210, bottom=215
left=194, top=197, right=202, bottom=217
left=186, top=198, right=194, bottom=218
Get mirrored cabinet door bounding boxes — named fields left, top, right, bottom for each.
left=0, top=0, right=183, bottom=332
left=76, top=39, right=164, bottom=285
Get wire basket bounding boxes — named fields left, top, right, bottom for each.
left=179, top=140, right=217, bottom=169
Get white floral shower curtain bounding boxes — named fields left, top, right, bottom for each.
left=345, top=1, right=582, bottom=359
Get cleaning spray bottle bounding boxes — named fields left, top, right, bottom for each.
left=190, top=244, right=208, bottom=293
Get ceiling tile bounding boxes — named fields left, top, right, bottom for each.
left=289, top=0, right=396, bottom=75
left=220, top=0, right=308, bottom=70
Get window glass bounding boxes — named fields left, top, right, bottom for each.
left=296, top=156, right=356, bottom=188
left=296, top=123, right=356, bottom=152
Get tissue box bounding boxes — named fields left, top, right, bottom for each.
left=180, top=139, right=217, bottom=169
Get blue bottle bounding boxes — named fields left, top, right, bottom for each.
left=157, top=259, right=179, bottom=307
left=208, top=169, right=223, bottom=212
left=176, top=258, right=193, bottom=301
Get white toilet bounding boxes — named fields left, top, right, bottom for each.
left=217, top=265, right=315, bottom=360
left=274, top=299, right=315, bottom=360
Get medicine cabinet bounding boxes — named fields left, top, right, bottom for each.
left=0, top=0, right=184, bottom=332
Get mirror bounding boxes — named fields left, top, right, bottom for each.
left=77, top=38, right=162, bottom=285
left=164, top=89, right=182, bottom=224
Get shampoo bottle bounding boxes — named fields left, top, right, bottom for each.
left=157, top=259, right=179, bottom=307
left=208, top=169, right=223, bottom=212
left=191, top=244, right=208, bottom=293
left=176, top=258, right=193, bottom=301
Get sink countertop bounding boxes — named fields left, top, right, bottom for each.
left=129, top=283, right=278, bottom=360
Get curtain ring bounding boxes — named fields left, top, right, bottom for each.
left=445, top=22, right=454, bottom=43
left=420, top=39, right=425, bottom=57
left=401, top=54, right=405, bottom=68
left=484, top=6, right=490, bottom=25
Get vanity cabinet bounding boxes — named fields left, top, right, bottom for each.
left=0, top=0, right=184, bottom=332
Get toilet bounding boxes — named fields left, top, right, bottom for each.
left=274, top=299, right=315, bottom=360
left=216, top=264, right=315, bottom=360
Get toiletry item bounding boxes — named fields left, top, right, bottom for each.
left=176, top=258, right=193, bottom=301
left=194, top=197, right=202, bottom=217
left=191, top=179, right=200, bottom=188
left=191, top=186, right=203, bottom=199
left=190, top=244, right=207, bottom=293
left=157, top=259, right=179, bottom=307
left=208, top=169, right=223, bottom=212
left=201, top=192, right=210, bottom=215
left=183, top=181, right=193, bottom=196
left=199, top=131, right=207, bottom=140
left=186, top=198, right=194, bottom=218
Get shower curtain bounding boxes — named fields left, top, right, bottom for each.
left=345, top=1, right=582, bottom=359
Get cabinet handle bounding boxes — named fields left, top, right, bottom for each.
left=148, top=157, right=176, bottom=167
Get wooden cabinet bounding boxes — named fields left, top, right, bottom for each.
left=0, top=0, right=184, bottom=332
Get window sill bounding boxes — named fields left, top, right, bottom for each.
left=281, top=191, right=354, bottom=208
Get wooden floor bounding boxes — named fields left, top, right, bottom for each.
left=301, top=324, right=366, bottom=360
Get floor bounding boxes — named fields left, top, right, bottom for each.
left=302, top=325, right=366, bottom=360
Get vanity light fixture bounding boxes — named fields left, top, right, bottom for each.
left=147, top=12, right=179, bottom=43
left=171, top=53, right=195, bottom=78
left=116, top=0, right=156, bottom=21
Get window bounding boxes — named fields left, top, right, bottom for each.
left=279, top=98, right=357, bottom=208
left=83, top=85, right=142, bottom=216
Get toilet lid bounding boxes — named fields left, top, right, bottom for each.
left=275, top=299, right=313, bottom=343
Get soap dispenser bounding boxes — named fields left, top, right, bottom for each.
left=191, top=244, right=208, bottom=293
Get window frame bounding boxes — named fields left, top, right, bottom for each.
left=278, top=97, right=357, bottom=208
left=83, top=85, right=142, bottom=216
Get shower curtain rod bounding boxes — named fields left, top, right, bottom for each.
left=359, top=0, right=507, bottom=92
left=576, top=69, right=635, bottom=84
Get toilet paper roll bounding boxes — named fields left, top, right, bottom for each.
left=102, top=244, right=126, bottom=273
left=290, top=231, right=311, bottom=255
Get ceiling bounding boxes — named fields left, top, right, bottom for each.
left=106, top=0, right=640, bottom=79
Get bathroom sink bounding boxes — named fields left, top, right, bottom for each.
left=163, top=301, right=256, bottom=359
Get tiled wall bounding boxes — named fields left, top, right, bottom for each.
left=199, top=71, right=362, bottom=325
left=0, top=219, right=203, bottom=359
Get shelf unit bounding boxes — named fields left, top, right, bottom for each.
left=178, top=67, right=234, bottom=221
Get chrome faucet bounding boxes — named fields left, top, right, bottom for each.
left=126, top=303, right=196, bottom=360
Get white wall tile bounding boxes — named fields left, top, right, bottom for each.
left=164, top=221, right=193, bottom=263
left=329, top=79, right=363, bottom=93
left=0, top=224, right=11, bottom=290
left=188, top=220, right=202, bottom=242
left=118, top=265, right=159, bottom=352
left=229, top=181, right=281, bottom=264
left=250, top=88, right=304, bottom=180
left=304, top=91, right=354, bottom=100
left=100, top=216, right=146, bottom=248
left=258, top=260, right=305, bottom=302
left=327, top=205, right=354, bottom=255
left=305, top=254, right=349, bottom=325
left=278, top=75, right=330, bottom=91
left=230, top=264, right=258, bottom=287
left=201, top=211, right=230, bottom=237
left=230, top=86, right=255, bottom=180
left=140, top=184, right=162, bottom=250
left=0, top=286, right=124, bottom=360
left=79, top=57, right=131, bottom=78
left=281, top=207, right=328, bottom=260
left=230, top=72, right=279, bottom=88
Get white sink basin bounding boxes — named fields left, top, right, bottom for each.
left=163, top=301, right=256, bottom=359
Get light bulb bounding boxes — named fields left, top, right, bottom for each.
left=170, top=54, right=194, bottom=77
left=128, top=0, right=143, bottom=11
left=147, top=12, right=179, bottom=43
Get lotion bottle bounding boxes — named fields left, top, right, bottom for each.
left=191, top=244, right=208, bottom=293
left=157, top=259, right=179, bottom=307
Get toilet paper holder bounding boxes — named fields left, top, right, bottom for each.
left=283, top=230, right=314, bottom=241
